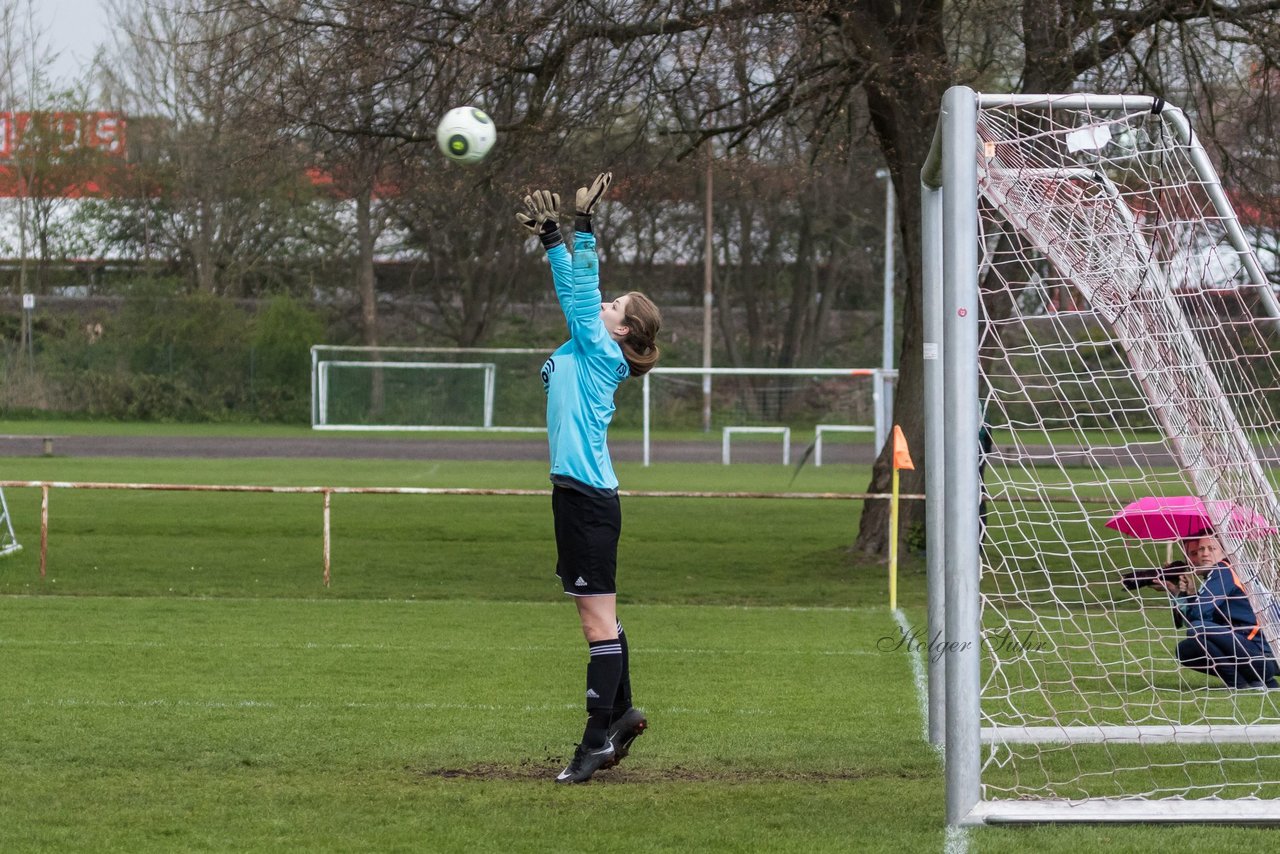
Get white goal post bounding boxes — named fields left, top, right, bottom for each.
left=926, top=87, right=1280, bottom=824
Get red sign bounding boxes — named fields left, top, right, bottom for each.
left=0, top=111, right=126, bottom=160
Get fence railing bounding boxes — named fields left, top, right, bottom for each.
left=0, top=480, right=924, bottom=587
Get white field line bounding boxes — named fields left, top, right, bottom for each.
left=0, top=638, right=878, bottom=656
left=893, top=608, right=932, bottom=747
left=894, top=607, right=968, bottom=854
left=0, top=593, right=883, bottom=614
left=9, top=697, right=775, bottom=717
left=945, top=826, right=970, bottom=854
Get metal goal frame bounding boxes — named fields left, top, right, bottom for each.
left=923, top=86, right=1280, bottom=826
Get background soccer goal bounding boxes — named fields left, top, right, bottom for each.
left=925, top=88, right=1280, bottom=824
left=0, top=486, right=20, bottom=558
left=310, top=346, right=546, bottom=432
left=637, top=367, right=895, bottom=465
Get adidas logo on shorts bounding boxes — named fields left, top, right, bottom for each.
left=574, top=576, right=587, bottom=587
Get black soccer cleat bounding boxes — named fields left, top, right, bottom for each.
left=554, top=740, right=616, bottom=784
left=603, top=708, right=647, bottom=768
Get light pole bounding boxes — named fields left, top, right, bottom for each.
left=876, top=168, right=896, bottom=435
left=21, top=293, right=34, bottom=367
left=702, top=154, right=714, bottom=432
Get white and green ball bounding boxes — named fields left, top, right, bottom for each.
left=436, top=106, right=496, bottom=164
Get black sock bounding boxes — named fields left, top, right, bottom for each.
left=611, top=621, right=632, bottom=723
left=582, top=637, right=622, bottom=748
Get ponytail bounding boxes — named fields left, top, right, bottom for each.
left=620, top=291, right=661, bottom=377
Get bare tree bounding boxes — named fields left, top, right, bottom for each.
left=93, top=0, right=327, bottom=295
left=210, top=1, right=454, bottom=350
left=87, top=1, right=325, bottom=294
left=0, top=0, right=98, bottom=295
left=494, top=0, right=1280, bottom=555
left=203, top=0, right=1280, bottom=557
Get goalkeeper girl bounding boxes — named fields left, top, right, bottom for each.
left=516, top=173, right=661, bottom=783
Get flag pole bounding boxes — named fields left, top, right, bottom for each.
left=890, top=465, right=900, bottom=610
left=889, top=425, right=915, bottom=611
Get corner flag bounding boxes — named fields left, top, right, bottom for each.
left=892, top=425, right=915, bottom=470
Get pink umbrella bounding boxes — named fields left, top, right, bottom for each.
left=1105, top=495, right=1276, bottom=541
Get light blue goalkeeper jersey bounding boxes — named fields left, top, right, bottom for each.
left=541, top=230, right=630, bottom=493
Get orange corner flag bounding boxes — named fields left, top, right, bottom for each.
left=892, top=425, right=915, bottom=470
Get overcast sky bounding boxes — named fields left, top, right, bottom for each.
left=38, top=0, right=114, bottom=87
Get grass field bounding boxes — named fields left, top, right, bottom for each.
left=2, top=444, right=1280, bottom=852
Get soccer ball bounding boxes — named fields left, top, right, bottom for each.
left=436, top=106, right=496, bottom=164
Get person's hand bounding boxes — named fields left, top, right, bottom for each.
left=516, top=189, right=560, bottom=234
left=516, top=190, right=562, bottom=247
left=1177, top=573, right=1199, bottom=596
left=575, top=172, right=612, bottom=216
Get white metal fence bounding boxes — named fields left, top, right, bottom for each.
left=309, top=347, right=898, bottom=462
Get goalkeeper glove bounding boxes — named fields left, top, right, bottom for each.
left=516, top=190, right=563, bottom=249
left=574, top=171, right=612, bottom=233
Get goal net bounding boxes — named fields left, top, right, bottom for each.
left=926, top=89, right=1280, bottom=823
left=310, top=346, right=546, bottom=432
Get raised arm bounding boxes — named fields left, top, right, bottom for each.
left=567, top=231, right=608, bottom=347
left=517, top=189, right=574, bottom=320
left=565, top=173, right=615, bottom=350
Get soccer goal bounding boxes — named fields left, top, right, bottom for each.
left=0, top=486, right=21, bottom=557
left=310, top=346, right=545, bottom=432
left=637, top=366, right=895, bottom=465
left=925, top=87, right=1280, bottom=824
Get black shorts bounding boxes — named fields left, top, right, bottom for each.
left=552, top=485, right=621, bottom=597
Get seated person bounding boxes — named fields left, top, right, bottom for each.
left=1173, top=534, right=1279, bottom=690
